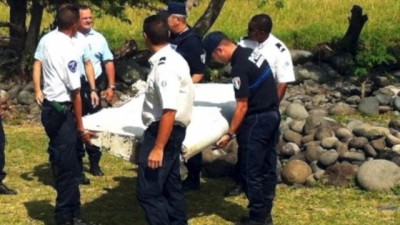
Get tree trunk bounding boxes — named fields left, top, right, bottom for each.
left=339, top=5, right=368, bottom=55
left=193, top=0, right=226, bottom=37
left=24, top=0, right=45, bottom=56
left=6, top=0, right=28, bottom=51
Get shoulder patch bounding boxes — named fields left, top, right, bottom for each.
left=158, top=57, right=166, bottom=65
left=232, top=77, right=241, bottom=90
left=275, top=43, right=286, bottom=52
left=68, top=60, right=77, bottom=73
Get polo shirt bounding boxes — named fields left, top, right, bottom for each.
left=170, top=28, right=206, bottom=75
left=72, top=31, right=93, bottom=77
left=142, top=44, right=194, bottom=127
left=81, top=28, right=114, bottom=78
left=34, top=30, right=81, bottom=102
left=239, top=34, right=295, bottom=83
left=230, top=46, right=279, bottom=114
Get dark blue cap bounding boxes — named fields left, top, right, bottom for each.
left=202, top=31, right=226, bottom=63
left=167, top=2, right=186, bottom=16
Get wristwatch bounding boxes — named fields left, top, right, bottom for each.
left=90, top=88, right=98, bottom=93
left=227, top=131, right=236, bottom=140
left=108, top=85, right=116, bottom=90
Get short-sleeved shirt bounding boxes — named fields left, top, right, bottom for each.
left=34, top=30, right=81, bottom=102
left=81, top=28, right=114, bottom=78
left=170, top=28, right=206, bottom=76
left=239, top=34, right=295, bottom=84
left=142, top=44, right=194, bottom=127
left=230, top=46, right=279, bottom=115
left=72, top=31, right=93, bottom=77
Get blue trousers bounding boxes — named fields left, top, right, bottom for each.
left=237, top=110, right=280, bottom=222
left=41, top=100, right=81, bottom=224
left=0, top=116, right=6, bottom=182
left=78, top=76, right=102, bottom=168
left=136, top=122, right=188, bottom=225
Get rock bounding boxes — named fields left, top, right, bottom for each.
left=294, top=63, right=327, bottom=83
left=336, top=142, right=349, bottom=157
left=358, top=97, right=379, bottom=115
left=392, top=97, right=400, bottom=111
left=115, top=58, right=148, bottom=85
left=357, top=159, right=400, bottom=191
left=393, top=145, right=400, bottom=154
left=304, top=115, right=325, bottom=135
left=290, top=49, right=313, bottom=65
left=318, top=150, right=339, bottom=167
left=346, top=119, right=364, bottom=132
left=349, top=137, right=368, bottom=149
left=310, top=160, right=324, bottom=173
left=345, top=95, right=361, bottom=105
left=373, top=76, right=391, bottom=88
left=312, top=94, right=328, bottom=105
left=305, top=144, right=323, bottom=163
left=0, top=90, right=10, bottom=102
left=374, top=88, right=395, bottom=105
left=282, top=129, right=302, bottom=146
left=352, top=124, right=390, bottom=139
left=341, top=151, right=366, bottom=162
left=335, top=127, right=353, bottom=141
left=280, top=142, right=301, bottom=157
left=314, top=125, right=334, bottom=141
left=7, top=85, right=22, bottom=100
left=281, top=159, right=312, bottom=185
left=370, top=137, right=386, bottom=151
left=308, top=109, right=328, bottom=117
left=321, top=137, right=338, bottom=149
left=363, top=144, right=378, bottom=157
left=328, top=102, right=356, bottom=116
left=388, top=119, right=400, bottom=131
left=301, top=133, right=315, bottom=144
left=285, top=102, right=309, bottom=120
left=288, top=120, right=306, bottom=133
left=323, top=162, right=358, bottom=186
left=17, top=90, right=35, bottom=105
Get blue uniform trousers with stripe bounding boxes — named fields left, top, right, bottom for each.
left=237, top=110, right=280, bottom=222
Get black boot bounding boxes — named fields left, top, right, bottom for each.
left=224, top=184, right=244, bottom=197
left=79, top=173, right=90, bottom=185
left=0, top=182, right=17, bottom=195
left=89, top=164, right=104, bottom=176
left=181, top=174, right=200, bottom=192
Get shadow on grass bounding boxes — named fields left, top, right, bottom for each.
left=185, top=177, right=247, bottom=223
left=20, top=163, right=54, bottom=187
left=23, top=164, right=245, bottom=224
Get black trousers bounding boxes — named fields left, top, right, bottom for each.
left=136, top=122, right=188, bottom=225
left=41, top=100, right=81, bottom=224
left=237, top=110, right=280, bottom=222
left=0, top=116, right=6, bottom=182
left=78, top=76, right=102, bottom=167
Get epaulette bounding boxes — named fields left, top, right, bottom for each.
left=158, top=57, right=166, bottom=65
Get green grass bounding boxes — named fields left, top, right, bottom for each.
left=0, top=123, right=399, bottom=225
left=1, top=0, right=400, bottom=51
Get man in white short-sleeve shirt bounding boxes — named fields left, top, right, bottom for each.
left=136, top=14, right=193, bottom=225
left=32, top=4, right=95, bottom=225
left=239, top=13, right=295, bottom=101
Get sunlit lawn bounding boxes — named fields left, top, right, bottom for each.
left=0, top=123, right=399, bottom=225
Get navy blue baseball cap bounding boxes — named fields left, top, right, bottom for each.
left=202, top=31, right=226, bottom=63
left=167, top=2, right=187, bottom=16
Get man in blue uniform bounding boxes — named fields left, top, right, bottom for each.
left=225, top=14, right=296, bottom=197
left=163, top=1, right=206, bottom=191
left=0, top=100, right=17, bottom=195
left=203, top=31, right=280, bottom=225
left=33, top=4, right=96, bottom=225
left=136, top=14, right=194, bottom=225
left=77, top=4, right=116, bottom=177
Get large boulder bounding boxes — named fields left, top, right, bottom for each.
left=358, top=97, right=379, bottom=115
left=322, top=162, right=358, bottom=186
left=285, top=102, right=309, bottom=120
left=357, top=159, right=400, bottom=191
left=281, top=159, right=312, bottom=185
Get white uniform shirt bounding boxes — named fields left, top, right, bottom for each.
left=34, top=30, right=81, bottom=102
left=72, top=31, right=93, bottom=77
left=239, top=34, right=295, bottom=83
left=142, top=44, right=194, bottom=127
left=81, top=28, right=114, bottom=78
